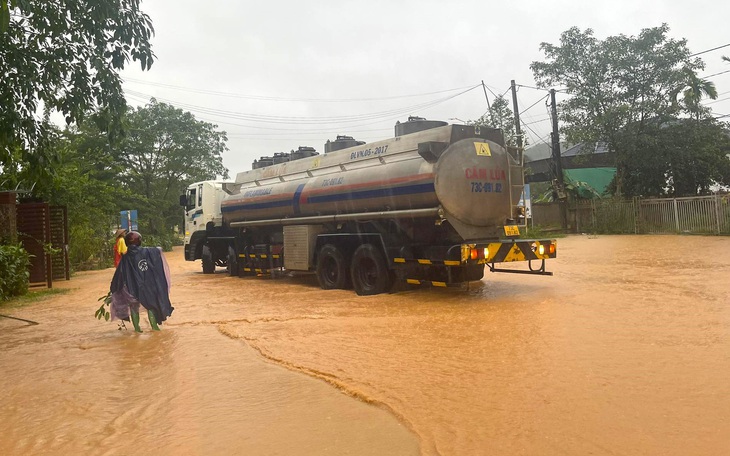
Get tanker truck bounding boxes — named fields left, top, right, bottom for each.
left=181, top=118, right=557, bottom=295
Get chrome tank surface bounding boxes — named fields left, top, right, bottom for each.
left=434, top=138, right=512, bottom=238
left=221, top=125, right=516, bottom=240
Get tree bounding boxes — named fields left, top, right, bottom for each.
left=530, top=24, right=724, bottom=196
left=3, top=99, right=230, bottom=268
left=662, top=120, right=730, bottom=196
left=118, top=99, right=229, bottom=234
left=0, top=0, right=155, bottom=174
left=470, top=95, right=518, bottom=146
left=49, top=134, right=135, bottom=268
left=675, top=67, right=718, bottom=120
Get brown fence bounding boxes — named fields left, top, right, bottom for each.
left=543, top=195, right=730, bottom=235
left=16, top=202, right=52, bottom=287
left=15, top=202, right=70, bottom=288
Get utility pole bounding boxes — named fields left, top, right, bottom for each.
left=510, top=80, right=523, bottom=150
left=481, top=80, right=491, bottom=112
left=550, top=89, right=568, bottom=231
left=509, top=80, right=527, bottom=228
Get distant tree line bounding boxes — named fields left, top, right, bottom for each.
left=0, top=1, right=228, bottom=276
left=3, top=100, right=229, bottom=269
left=476, top=24, right=730, bottom=199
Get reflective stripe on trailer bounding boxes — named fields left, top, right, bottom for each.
left=407, top=279, right=454, bottom=287
left=480, top=240, right=555, bottom=263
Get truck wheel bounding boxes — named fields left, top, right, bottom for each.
left=351, top=244, right=392, bottom=296
left=227, top=246, right=238, bottom=277
left=202, top=245, right=215, bottom=274
left=316, top=244, right=348, bottom=289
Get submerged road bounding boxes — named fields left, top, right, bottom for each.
left=1, top=234, right=729, bottom=455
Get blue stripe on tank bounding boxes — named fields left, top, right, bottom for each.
left=221, top=199, right=292, bottom=212
left=306, top=183, right=434, bottom=204
left=292, top=183, right=306, bottom=215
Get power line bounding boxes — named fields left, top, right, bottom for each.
left=124, top=85, right=479, bottom=125
left=519, top=95, right=549, bottom=116
left=123, top=77, right=480, bottom=103
left=703, top=95, right=730, bottom=105
left=522, top=116, right=550, bottom=125
left=516, top=83, right=568, bottom=94
left=690, top=43, right=730, bottom=57
left=520, top=119, right=551, bottom=147
left=703, top=69, right=730, bottom=79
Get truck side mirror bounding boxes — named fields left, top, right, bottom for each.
left=179, top=194, right=187, bottom=207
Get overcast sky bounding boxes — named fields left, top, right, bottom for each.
left=120, top=0, right=730, bottom=177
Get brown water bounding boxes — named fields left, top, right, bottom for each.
left=1, top=235, right=729, bottom=455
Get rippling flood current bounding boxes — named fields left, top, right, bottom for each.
left=2, top=235, right=729, bottom=455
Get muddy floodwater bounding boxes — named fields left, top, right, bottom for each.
left=1, top=235, right=730, bottom=455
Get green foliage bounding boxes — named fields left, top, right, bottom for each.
left=564, top=180, right=602, bottom=200
left=520, top=226, right=567, bottom=239
left=94, top=291, right=112, bottom=322
left=607, top=119, right=730, bottom=197
left=2, top=101, right=227, bottom=269
left=0, top=243, right=30, bottom=301
left=531, top=24, right=699, bottom=142
left=142, top=233, right=177, bottom=252
left=0, top=0, right=155, bottom=171
left=530, top=24, right=725, bottom=196
left=17, top=121, right=134, bottom=270
left=675, top=67, right=717, bottom=119
left=469, top=95, right=519, bottom=147
left=117, top=99, right=229, bottom=235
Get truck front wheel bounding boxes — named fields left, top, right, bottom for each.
left=202, top=245, right=215, bottom=274
left=316, top=244, right=349, bottom=290
left=351, top=244, right=392, bottom=296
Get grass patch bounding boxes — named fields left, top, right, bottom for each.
left=520, top=225, right=568, bottom=239
left=0, top=288, right=71, bottom=310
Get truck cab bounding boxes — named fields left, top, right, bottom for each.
left=180, top=181, right=233, bottom=272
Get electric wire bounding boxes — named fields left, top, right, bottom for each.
left=123, top=77, right=479, bottom=103
left=521, top=119, right=551, bottom=147
left=703, top=95, right=730, bottom=105
left=124, top=85, right=480, bottom=125
left=690, top=43, right=730, bottom=57
left=703, top=69, right=730, bottom=79
left=519, top=95, right=549, bottom=116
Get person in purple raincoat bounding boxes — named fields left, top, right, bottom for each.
left=110, top=231, right=174, bottom=332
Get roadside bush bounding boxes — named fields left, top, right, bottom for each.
left=142, top=233, right=175, bottom=252
left=0, top=244, right=31, bottom=301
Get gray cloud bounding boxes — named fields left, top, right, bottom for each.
left=122, top=0, right=730, bottom=175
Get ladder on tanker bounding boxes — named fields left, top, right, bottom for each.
left=507, top=145, right=527, bottom=229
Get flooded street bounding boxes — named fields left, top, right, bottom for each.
left=2, top=234, right=729, bottom=455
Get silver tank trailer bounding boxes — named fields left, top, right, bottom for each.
left=221, top=124, right=521, bottom=240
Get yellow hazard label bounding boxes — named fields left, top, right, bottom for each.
left=503, top=243, right=525, bottom=262
left=312, top=157, right=321, bottom=168
left=474, top=142, right=491, bottom=156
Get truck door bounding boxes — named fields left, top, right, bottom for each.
left=183, top=184, right=202, bottom=242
